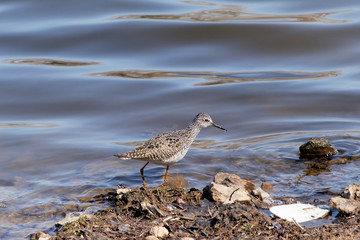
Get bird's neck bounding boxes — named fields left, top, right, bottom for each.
left=186, top=122, right=202, bottom=138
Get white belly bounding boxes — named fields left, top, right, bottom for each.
left=160, top=148, right=189, bottom=165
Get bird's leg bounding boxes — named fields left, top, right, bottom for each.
left=140, top=162, right=149, bottom=187
left=164, top=165, right=169, bottom=182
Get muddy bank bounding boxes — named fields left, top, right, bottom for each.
left=29, top=175, right=360, bottom=240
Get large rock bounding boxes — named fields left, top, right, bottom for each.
left=299, top=138, right=337, bottom=159
left=203, top=172, right=271, bottom=206
left=330, top=184, right=360, bottom=215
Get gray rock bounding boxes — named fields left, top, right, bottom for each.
left=203, top=172, right=271, bottom=206
left=330, top=196, right=360, bottom=215
left=330, top=185, right=360, bottom=215
left=299, top=138, right=337, bottom=159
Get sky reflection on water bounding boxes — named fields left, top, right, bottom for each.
left=1, top=0, right=360, bottom=238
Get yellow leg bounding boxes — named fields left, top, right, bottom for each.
left=140, top=162, right=149, bottom=187
left=164, top=165, right=169, bottom=182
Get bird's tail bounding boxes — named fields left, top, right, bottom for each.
left=114, top=153, right=130, bottom=160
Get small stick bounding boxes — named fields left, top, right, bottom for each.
left=292, top=218, right=305, bottom=231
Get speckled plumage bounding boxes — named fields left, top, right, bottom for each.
left=114, top=112, right=226, bottom=187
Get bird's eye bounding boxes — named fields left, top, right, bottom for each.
left=204, top=119, right=209, bottom=122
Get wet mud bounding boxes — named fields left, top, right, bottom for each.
left=29, top=182, right=360, bottom=240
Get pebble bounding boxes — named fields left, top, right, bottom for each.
left=163, top=177, right=189, bottom=188
left=118, top=224, right=131, bottom=232
left=261, top=182, right=274, bottom=191
left=272, top=222, right=282, bottom=230
left=176, top=197, right=186, bottom=204
left=116, top=188, right=133, bottom=195
left=150, top=226, right=169, bottom=238
left=38, top=232, right=51, bottom=240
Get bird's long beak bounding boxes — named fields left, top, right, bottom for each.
left=212, top=122, right=227, bottom=131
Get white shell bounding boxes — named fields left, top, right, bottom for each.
left=270, top=203, right=329, bottom=223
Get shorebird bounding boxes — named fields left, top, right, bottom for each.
left=114, top=112, right=226, bottom=187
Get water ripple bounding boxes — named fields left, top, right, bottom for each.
left=115, top=130, right=360, bottom=155
left=92, top=69, right=341, bottom=86
left=3, top=58, right=99, bottom=67
left=112, top=1, right=348, bottom=24
left=0, top=122, right=59, bottom=128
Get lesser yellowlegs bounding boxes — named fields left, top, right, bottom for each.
left=114, top=112, right=226, bottom=187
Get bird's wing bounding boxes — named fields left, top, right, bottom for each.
left=123, top=130, right=188, bottom=160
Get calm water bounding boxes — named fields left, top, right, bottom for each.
left=1, top=0, right=360, bottom=238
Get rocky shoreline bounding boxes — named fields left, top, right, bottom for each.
left=29, top=172, right=360, bottom=240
